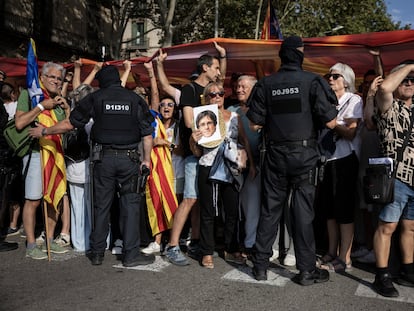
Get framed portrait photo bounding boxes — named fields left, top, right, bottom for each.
left=193, top=104, right=225, bottom=148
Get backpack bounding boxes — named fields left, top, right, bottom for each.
left=62, top=127, right=90, bottom=162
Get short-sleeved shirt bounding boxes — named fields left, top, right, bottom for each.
left=17, top=89, right=67, bottom=152
left=376, top=99, right=414, bottom=187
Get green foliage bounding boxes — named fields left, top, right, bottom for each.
left=168, top=0, right=405, bottom=44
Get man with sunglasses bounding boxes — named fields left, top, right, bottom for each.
left=15, top=62, right=70, bottom=260
left=372, top=61, right=414, bottom=297
left=246, top=36, right=338, bottom=285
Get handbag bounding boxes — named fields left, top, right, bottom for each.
left=363, top=162, right=394, bottom=204
left=223, top=138, right=247, bottom=174
left=363, top=108, right=414, bottom=204
left=3, top=119, right=33, bottom=157
left=208, top=142, right=233, bottom=185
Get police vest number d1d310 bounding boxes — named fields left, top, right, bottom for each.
left=272, top=87, right=300, bottom=96
left=105, top=103, right=131, bottom=111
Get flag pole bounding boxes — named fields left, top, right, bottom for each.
left=255, top=0, right=264, bottom=39
left=43, top=200, right=52, bottom=261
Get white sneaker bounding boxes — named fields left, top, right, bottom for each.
left=281, top=254, right=296, bottom=267
left=112, top=239, right=123, bottom=255
left=141, top=242, right=160, bottom=254
left=54, top=233, right=71, bottom=247
left=356, top=250, right=376, bottom=264
left=269, top=249, right=279, bottom=262
left=36, top=231, right=46, bottom=245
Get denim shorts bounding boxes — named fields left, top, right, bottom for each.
left=379, top=179, right=414, bottom=222
left=183, top=155, right=199, bottom=199
left=22, top=152, right=43, bottom=200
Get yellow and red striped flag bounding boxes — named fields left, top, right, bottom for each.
left=146, top=114, right=178, bottom=236
left=261, top=0, right=283, bottom=40
left=27, top=39, right=66, bottom=211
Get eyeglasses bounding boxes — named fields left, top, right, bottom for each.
left=44, top=74, right=63, bottom=82
left=160, top=102, right=174, bottom=108
left=208, top=91, right=225, bottom=98
left=401, top=77, right=414, bottom=85
left=324, top=73, right=343, bottom=80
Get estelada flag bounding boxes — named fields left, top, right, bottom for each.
left=27, top=38, right=67, bottom=211
left=146, top=113, right=178, bottom=236
left=261, top=0, right=283, bottom=40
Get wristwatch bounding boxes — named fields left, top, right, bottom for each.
left=41, top=128, right=47, bottom=136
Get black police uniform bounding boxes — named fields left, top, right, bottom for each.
left=247, top=38, right=337, bottom=279
left=69, top=66, right=154, bottom=265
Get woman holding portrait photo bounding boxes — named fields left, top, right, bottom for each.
left=190, top=82, right=255, bottom=269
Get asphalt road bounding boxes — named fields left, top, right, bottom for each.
left=1, top=236, right=413, bottom=311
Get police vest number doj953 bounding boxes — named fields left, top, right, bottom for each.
left=272, top=87, right=300, bottom=96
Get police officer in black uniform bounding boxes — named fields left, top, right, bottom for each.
left=35, top=65, right=155, bottom=267
left=246, top=36, right=338, bottom=285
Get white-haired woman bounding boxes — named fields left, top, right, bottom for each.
left=318, top=63, right=363, bottom=272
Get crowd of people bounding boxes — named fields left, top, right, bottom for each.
left=0, top=35, right=413, bottom=299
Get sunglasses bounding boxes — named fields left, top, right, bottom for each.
left=401, top=77, right=414, bottom=85
left=208, top=91, right=225, bottom=98
left=160, top=102, right=175, bottom=108
left=324, top=73, right=343, bottom=80
left=44, top=74, right=63, bottom=82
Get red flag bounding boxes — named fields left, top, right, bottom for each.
left=261, top=0, right=283, bottom=40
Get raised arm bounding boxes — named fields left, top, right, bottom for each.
left=156, top=49, right=178, bottom=98
left=376, top=63, right=414, bottom=113
left=144, top=61, right=160, bottom=111
left=83, top=62, right=103, bottom=86
left=72, top=60, right=82, bottom=89
left=121, top=60, right=131, bottom=87
left=214, top=42, right=227, bottom=83
left=363, top=75, right=383, bottom=130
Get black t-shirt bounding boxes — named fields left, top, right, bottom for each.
left=179, top=82, right=205, bottom=157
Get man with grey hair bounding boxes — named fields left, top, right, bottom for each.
left=15, top=62, right=70, bottom=260
left=228, top=75, right=261, bottom=258
left=372, top=61, right=414, bottom=297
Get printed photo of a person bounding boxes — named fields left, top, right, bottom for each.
left=193, top=104, right=222, bottom=145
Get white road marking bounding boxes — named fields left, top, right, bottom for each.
left=222, top=265, right=293, bottom=286
left=113, top=255, right=170, bottom=271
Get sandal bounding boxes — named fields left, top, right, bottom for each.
left=201, top=255, right=214, bottom=269
left=320, top=258, right=352, bottom=273
left=316, top=253, right=336, bottom=266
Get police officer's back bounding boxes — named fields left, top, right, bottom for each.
left=69, top=65, right=155, bottom=267
left=246, top=36, right=337, bottom=285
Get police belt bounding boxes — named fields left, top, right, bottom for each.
left=268, top=139, right=316, bottom=148
left=102, top=146, right=137, bottom=156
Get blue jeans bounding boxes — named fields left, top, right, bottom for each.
left=379, top=179, right=414, bottom=222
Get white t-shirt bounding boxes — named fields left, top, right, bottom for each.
left=330, top=92, right=363, bottom=160
left=4, top=101, right=17, bottom=120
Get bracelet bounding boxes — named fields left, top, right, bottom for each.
left=219, top=55, right=226, bottom=59
left=41, top=128, right=47, bottom=136
left=37, top=103, right=45, bottom=111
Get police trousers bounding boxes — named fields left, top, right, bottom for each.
left=252, top=143, right=319, bottom=272
left=90, top=150, right=142, bottom=263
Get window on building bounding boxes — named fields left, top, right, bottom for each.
left=132, top=22, right=144, bottom=45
